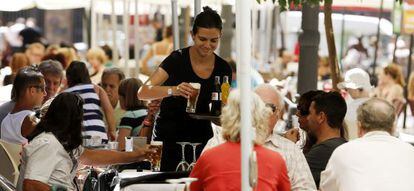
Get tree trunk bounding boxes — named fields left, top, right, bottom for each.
left=297, top=3, right=320, bottom=94
left=324, top=1, right=341, bottom=91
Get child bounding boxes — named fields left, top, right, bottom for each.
left=1, top=66, right=45, bottom=144
left=117, top=78, right=147, bottom=150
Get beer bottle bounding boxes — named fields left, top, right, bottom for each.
left=221, top=75, right=230, bottom=105
left=210, top=76, right=221, bottom=116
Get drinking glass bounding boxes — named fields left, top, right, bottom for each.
left=187, top=143, right=202, bottom=171
left=176, top=142, right=190, bottom=171
left=186, top=83, right=201, bottom=113
left=148, top=141, right=163, bottom=171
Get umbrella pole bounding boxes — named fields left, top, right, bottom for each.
left=372, top=0, right=384, bottom=77
left=236, top=0, right=253, bottom=190
left=403, top=34, right=413, bottom=129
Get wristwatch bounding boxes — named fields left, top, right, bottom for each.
left=167, top=87, right=173, bottom=96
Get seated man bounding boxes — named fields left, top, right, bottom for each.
left=204, top=84, right=317, bottom=191
left=320, top=98, right=414, bottom=191
left=303, top=91, right=347, bottom=188
left=1, top=66, right=45, bottom=144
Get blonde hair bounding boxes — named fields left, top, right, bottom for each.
left=221, top=90, right=271, bottom=145
left=58, top=47, right=78, bottom=68
left=384, top=64, right=405, bottom=87
left=86, top=47, right=107, bottom=65
left=26, top=42, right=45, bottom=52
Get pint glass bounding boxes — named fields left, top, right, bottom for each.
left=186, top=83, right=201, bottom=113
left=149, top=141, right=163, bottom=171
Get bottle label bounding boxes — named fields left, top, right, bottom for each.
left=212, top=92, right=219, bottom=101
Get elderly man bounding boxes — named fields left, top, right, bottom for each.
left=204, top=84, right=317, bottom=191
left=101, top=67, right=125, bottom=127
left=338, top=68, right=371, bottom=140
left=320, top=98, right=414, bottom=191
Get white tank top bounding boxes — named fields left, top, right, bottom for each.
left=1, top=110, right=33, bottom=144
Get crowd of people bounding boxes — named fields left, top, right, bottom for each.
left=0, top=5, right=414, bottom=191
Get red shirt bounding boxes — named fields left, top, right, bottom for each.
left=190, top=142, right=291, bottom=191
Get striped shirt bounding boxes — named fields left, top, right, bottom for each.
left=64, top=84, right=108, bottom=141
left=118, top=109, right=147, bottom=136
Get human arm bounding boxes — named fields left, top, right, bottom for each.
left=287, top=145, right=318, bottom=191
left=137, top=68, right=195, bottom=101
left=23, top=180, right=50, bottom=191
left=116, top=128, right=131, bottom=151
left=21, top=115, right=38, bottom=138
left=94, top=84, right=116, bottom=141
left=79, top=147, right=152, bottom=166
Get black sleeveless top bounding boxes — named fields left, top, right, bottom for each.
left=154, top=47, right=232, bottom=143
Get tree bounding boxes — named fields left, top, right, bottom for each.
left=260, top=0, right=341, bottom=90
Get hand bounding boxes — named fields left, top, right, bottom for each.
left=147, top=99, right=161, bottom=114
left=284, top=128, right=300, bottom=143
left=132, top=145, right=156, bottom=161
left=175, top=82, right=196, bottom=99
left=107, top=131, right=116, bottom=141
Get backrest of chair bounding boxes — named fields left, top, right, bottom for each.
left=0, top=140, right=21, bottom=186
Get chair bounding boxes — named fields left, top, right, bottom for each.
left=0, top=140, right=21, bottom=186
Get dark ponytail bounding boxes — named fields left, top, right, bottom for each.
left=192, top=6, right=222, bottom=34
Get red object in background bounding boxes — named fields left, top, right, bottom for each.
left=407, top=0, right=414, bottom=5
left=294, top=41, right=300, bottom=62
left=129, top=14, right=149, bottom=25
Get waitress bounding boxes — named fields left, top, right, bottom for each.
left=138, top=6, right=232, bottom=171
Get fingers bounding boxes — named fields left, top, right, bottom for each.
left=177, top=83, right=195, bottom=98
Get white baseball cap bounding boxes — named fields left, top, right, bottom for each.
left=338, top=68, right=372, bottom=91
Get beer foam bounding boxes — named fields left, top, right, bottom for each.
left=190, top=82, right=201, bottom=89
left=151, top=141, right=163, bottom=146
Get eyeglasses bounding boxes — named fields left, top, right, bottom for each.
left=265, top=103, right=278, bottom=113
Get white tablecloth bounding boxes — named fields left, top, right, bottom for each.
left=115, top=170, right=186, bottom=191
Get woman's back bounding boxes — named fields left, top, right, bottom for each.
left=64, top=84, right=108, bottom=141
left=190, top=142, right=290, bottom=191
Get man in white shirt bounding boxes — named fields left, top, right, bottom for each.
left=338, top=68, right=372, bottom=140
left=320, top=98, right=414, bottom=191
left=204, top=84, right=317, bottom=191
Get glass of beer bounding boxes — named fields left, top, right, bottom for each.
left=186, top=83, right=201, bottom=113
left=149, top=141, right=163, bottom=171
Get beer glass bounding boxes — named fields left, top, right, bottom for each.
left=149, top=141, right=163, bottom=171
left=186, top=83, right=201, bottom=113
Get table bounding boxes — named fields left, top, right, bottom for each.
left=114, top=170, right=186, bottom=191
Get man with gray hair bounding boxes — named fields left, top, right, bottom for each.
left=204, top=83, right=317, bottom=191
left=320, top=98, right=414, bottom=191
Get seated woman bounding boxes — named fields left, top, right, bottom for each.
left=64, top=61, right=116, bottom=141
left=17, top=92, right=151, bottom=191
left=116, top=78, right=147, bottom=150
left=190, top=90, right=291, bottom=191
